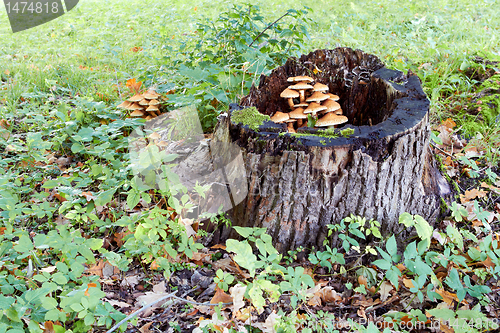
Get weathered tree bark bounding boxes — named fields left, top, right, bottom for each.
left=213, top=48, right=451, bottom=253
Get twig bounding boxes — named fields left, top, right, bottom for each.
left=429, top=141, right=454, bottom=158
left=249, top=12, right=290, bottom=47
left=105, top=291, right=232, bottom=333
left=365, top=295, right=399, bottom=313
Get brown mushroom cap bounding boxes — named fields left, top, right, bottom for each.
left=327, top=93, right=340, bottom=101
left=280, top=88, right=300, bottom=99
left=315, top=113, right=348, bottom=127
left=289, top=107, right=307, bottom=119
left=313, top=82, right=329, bottom=92
left=148, top=99, right=160, bottom=106
left=143, top=90, right=160, bottom=99
left=304, top=102, right=327, bottom=114
left=270, top=111, right=290, bottom=123
left=139, top=99, right=150, bottom=106
left=289, top=82, right=314, bottom=91
left=146, top=105, right=160, bottom=112
left=128, top=94, right=144, bottom=102
left=128, top=103, right=144, bottom=111
left=287, top=75, right=314, bottom=83
left=335, top=108, right=343, bottom=115
left=130, top=109, right=145, bottom=117
left=294, top=103, right=309, bottom=108
left=117, top=100, right=132, bottom=109
left=322, top=99, right=342, bottom=112
left=306, top=91, right=329, bottom=103
left=148, top=132, right=161, bottom=140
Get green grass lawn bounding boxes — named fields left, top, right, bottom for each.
left=0, top=0, right=500, bottom=332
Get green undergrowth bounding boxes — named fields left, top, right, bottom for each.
left=0, top=0, right=500, bottom=331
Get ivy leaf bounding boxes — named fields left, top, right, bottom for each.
left=428, top=308, right=456, bottom=320
left=446, top=225, right=464, bottom=251
left=13, top=235, right=34, bottom=253
left=399, top=212, right=415, bottom=227
left=414, top=215, right=433, bottom=242
left=386, top=266, right=401, bottom=289
left=386, top=235, right=398, bottom=258
left=127, top=188, right=141, bottom=210
left=226, top=239, right=259, bottom=277
left=94, top=188, right=117, bottom=207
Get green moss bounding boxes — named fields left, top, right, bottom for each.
left=340, top=128, right=355, bottom=137
left=231, top=107, right=270, bottom=131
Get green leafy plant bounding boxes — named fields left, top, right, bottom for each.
left=155, top=4, right=312, bottom=131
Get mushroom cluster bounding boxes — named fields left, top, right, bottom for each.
left=117, top=89, right=162, bottom=120
left=271, top=76, right=348, bottom=132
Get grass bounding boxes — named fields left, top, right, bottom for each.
left=1, top=0, right=500, bottom=332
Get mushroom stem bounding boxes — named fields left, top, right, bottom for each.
left=299, top=90, right=305, bottom=103
left=287, top=98, right=295, bottom=109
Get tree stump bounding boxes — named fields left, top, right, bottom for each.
left=213, top=47, right=451, bottom=253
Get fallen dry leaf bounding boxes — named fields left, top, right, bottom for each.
left=104, top=298, right=132, bottom=309
left=357, top=307, right=367, bottom=320
left=460, top=188, right=487, bottom=203
left=130, top=46, right=143, bottom=53
left=318, top=286, right=343, bottom=304
left=230, top=284, right=247, bottom=315
left=440, top=322, right=455, bottom=333
left=262, top=311, right=280, bottom=333
left=121, top=275, right=140, bottom=288
left=403, top=278, right=415, bottom=289
left=136, top=281, right=168, bottom=310
left=378, top=281, right=393, bottom=302
left=442, top=118, right=456, bottom=130
left=179, top=217, right=197, bottom=238
left=358, top=275, right=368, bottom=288
left=235, top=307, right=252, bottom=321
left=43, top=321, right=55, bottom=333
left=436, top=288, right=458, bottom=306
left=139, top=322, right=153, bottom=333
left=481, top=182, right=500, bottom=195
left=210, top=287, right=232, bottom=309
left=478, top=256, right=495, bottom=269
left=126, top=78, right=142, bottom=94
